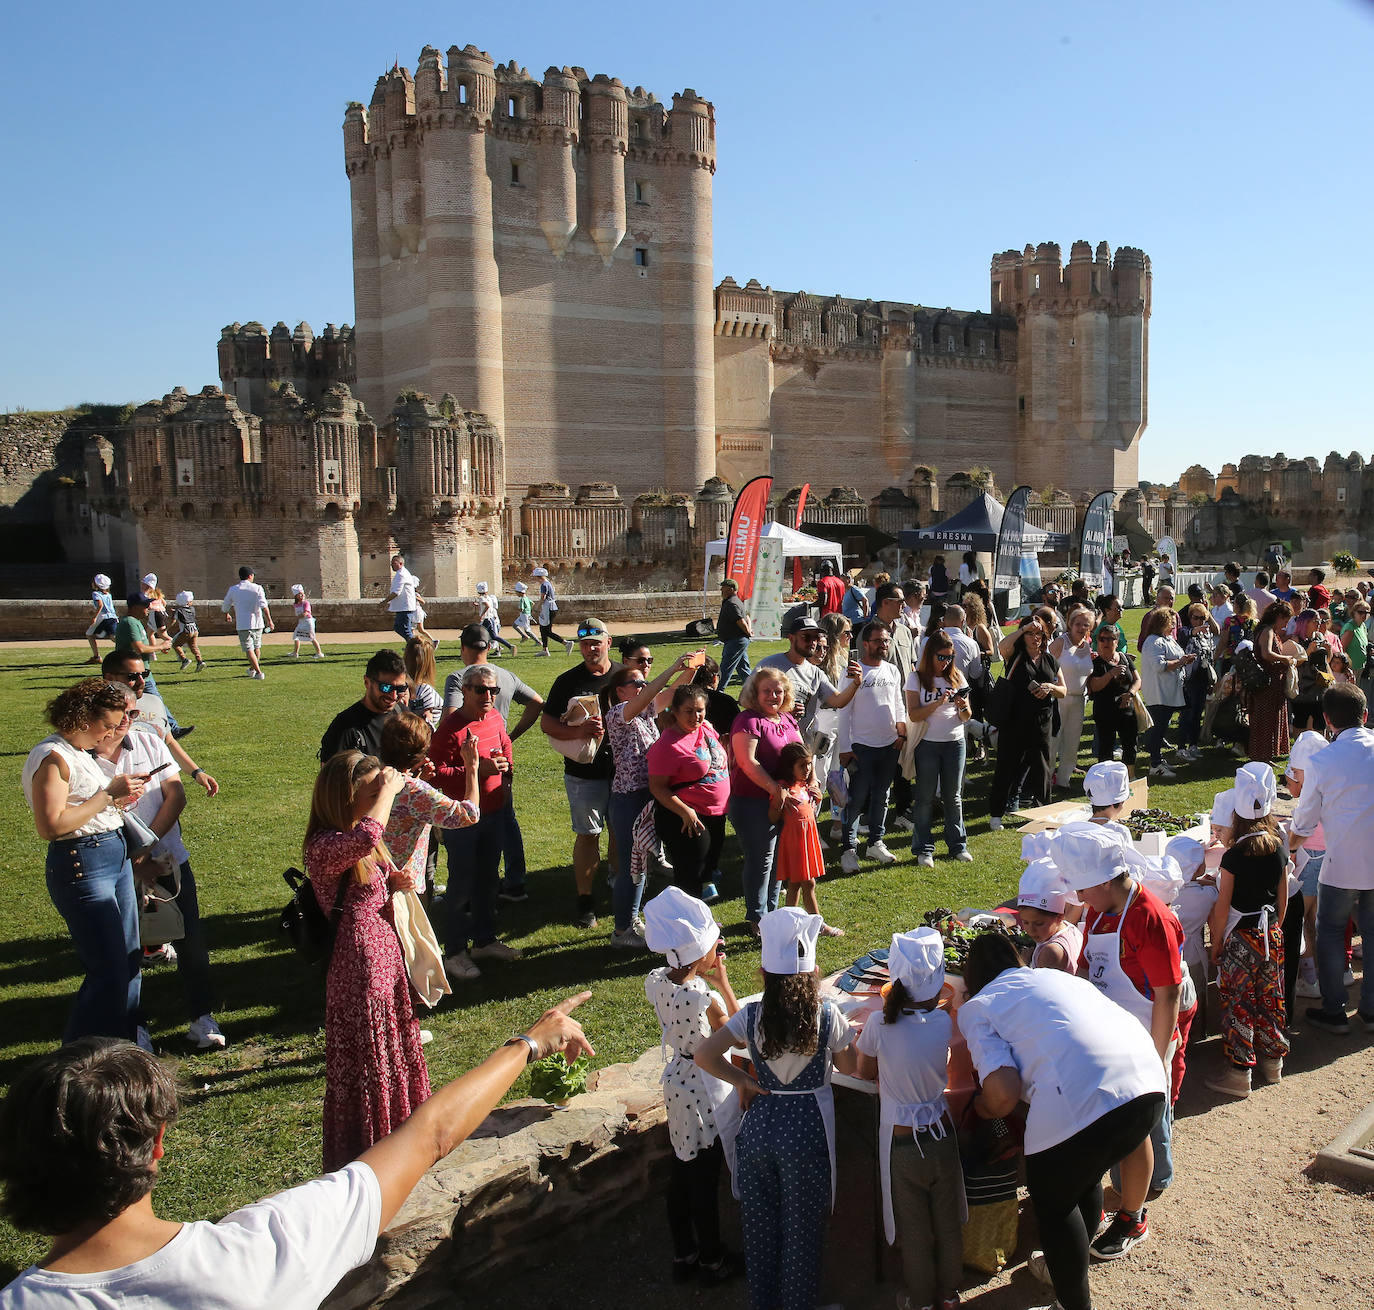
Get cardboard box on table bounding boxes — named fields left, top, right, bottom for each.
left=1011, top=777, right=1208, bottom=856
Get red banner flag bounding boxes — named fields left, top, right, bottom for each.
left=725, top=476, right=773, bottom=601
left=791, top=482, right=811, bottom=593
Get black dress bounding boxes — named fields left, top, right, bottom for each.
left=1090, top=652, right=1138, bottom=765
left=989, top=650, right=1061, bottom=817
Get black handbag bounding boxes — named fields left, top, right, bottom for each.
left=984, top=655, right=1022, bottom=729
left=279, top=866, right=349, bottom=965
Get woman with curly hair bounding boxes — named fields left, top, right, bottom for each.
left=694, top=908, right=859, bottom=1310
left=305, top=750, right=425, bottom=1170
left=22, top=678, right=149, bottom=1042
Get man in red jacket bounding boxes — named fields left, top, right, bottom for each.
left=429, top=664, right=520, bottom=981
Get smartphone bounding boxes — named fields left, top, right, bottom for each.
left=144, top=761, right=174, bottom=777
left=952, top=686, right=971, bottom=699
left=686, top=650, right=707, bottom=670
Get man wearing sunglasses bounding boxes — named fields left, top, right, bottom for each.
left=319, top=649, right=410, bottom=762
left=542, top=617, right=620, bottom=929
left=102, top=652, right=219, bottom=796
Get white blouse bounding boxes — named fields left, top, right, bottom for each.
left=21, top=735, right=121, bottom=838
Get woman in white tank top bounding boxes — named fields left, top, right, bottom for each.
left=1050, top=606, right=1096, bottom=791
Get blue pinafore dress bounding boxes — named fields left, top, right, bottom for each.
left=735, top=1000, right=838, bottom=1310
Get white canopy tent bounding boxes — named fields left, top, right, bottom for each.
left=702, top=520, right=845, bottom=595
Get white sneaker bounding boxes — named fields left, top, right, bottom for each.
left=989, top=816, right=1004, bottom=831
left=420, top=1029, right=434, bottom=1045
left=916, top=853, right=934, bottom=869
left=1295, top=978, right=1322, bottom=999
left=564, top=639, right=576, bottom=654
left=187, top=1014, right=227, bottom=1049
left=868, top=841, right=898, bottom=865
left=470, top=940, right=523, bottom=963
left=314, top=652, right=326, bottom=659
left=1149, top=764, right=1176, bottom=779
left=444, top=951, right=482, bottom=980
left=955, top=850, right=974, bottom=862
left=1112, top=748, right=1123, bottom=761
left=888, top=815, right=914, bottom=833
left=840, top=848, right=860, bottom=874
left=143, top=942, right=177, bottom=966
left=610, top=927, right=648, bottom=950
left=253, top=670, right=266, bottom=680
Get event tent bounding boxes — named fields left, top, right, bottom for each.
left=896, top=493, right=1069, bottom=553
left=702, top=520, right=843, bottom=593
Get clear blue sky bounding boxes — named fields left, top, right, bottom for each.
left=4, top=0, right=1371, bottom=486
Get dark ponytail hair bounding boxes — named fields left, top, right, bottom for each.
left=963, top=932, right=1024, bottom=997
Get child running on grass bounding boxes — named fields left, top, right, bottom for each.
left=771, top=742, right=843, bottom=937
left=169, top=590, right=206, bottom=671
left=289, top=584, right=326, bottom=659
left=512, top=581, right=536, bottom=647
left=641, top=886, right=743, bottom=1287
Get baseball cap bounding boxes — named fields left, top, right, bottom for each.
left=126, top=592, right=149, bottom=608
left=576, top=618, right=609, bottom=640
left=460, top=623, right=490, bottom=650
left=788, top=615, right=822, bottom=635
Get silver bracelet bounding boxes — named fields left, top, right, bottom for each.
left=504, top=1033, right=539, bottom=1064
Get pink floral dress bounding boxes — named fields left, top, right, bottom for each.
left=385, top=776, right=480, bottom=892
left=307, top=816, right=430, bottom=1171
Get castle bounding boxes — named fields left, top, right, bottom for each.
left=18, top=41, right=1162, bottom=600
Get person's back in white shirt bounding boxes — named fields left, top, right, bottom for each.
left=222, top=582, right=268, bottom=631
left=388, top=568, right=419, bottom=613
left=1291, top=727, right=1374, bottom=891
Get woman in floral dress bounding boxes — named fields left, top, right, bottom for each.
left=305, top=750, right=427, bottom=1171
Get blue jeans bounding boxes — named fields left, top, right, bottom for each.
left=45, top=830, right=141, bottom=1041
left=1145, top=704, right=1177, bottom=765
left=729, top=793, right=780, bottom=923
left=1316, top=884, right=1374, bottom=1016
left=718, top=637, right=752, bottom=689
left=610, top=787, right=651, bottom=933
left=500, top=800, right=527, bottom=894
left=844, top=741, right=900, bottom=850
left=392, top=610, right=415, bottom=640
left=1179, top=677, right=1208, bottom=748
left=443, top=809, right=504, bottom=954
left=912, top=736, right=967, bottom=857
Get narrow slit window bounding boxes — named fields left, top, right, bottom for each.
left=458, top=83, right=468, bottom=105
left=634, top=180, right=646, bottom=203
left=634, top=247, right=649, bottom=267
left=510, top=160, right=521, bottom=185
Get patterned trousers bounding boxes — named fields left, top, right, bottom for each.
left=1218, top=924, right=1289, bottom=1068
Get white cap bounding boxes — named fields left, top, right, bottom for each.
left=514, top=581, right=528, bottom=593
left=1234, top=762, right=1276, bottom=819
left=290, top=583, right=304, bottom=594
left=1054, top=822, right=1133, bottom=892
left=641, top=887, right=719, bottom=969
left=1287, top=730, right=1330, bottom=776
left=1017, top=858, right=1078, bottom=915
left=1084, top=760, right=1130, bottom=807
left=1210, top=789, right=1237, bottom=829
left=1165, top=835, right=1206, bottom=879
left=93, top=573, right=111, bottom=589
left=532, top=567, right=549, bottom=578
left=888, top=928, right=945, bottom=1003
left=141, top=573, right=157, bottom=587
left=174, top=590, right=194, bottom=606
left=1138, top=854, right=1184, bottom=907
left=476, top=581, right=488, bottom=593
left=1234, top=639, right=1254, bottom=654
left=759, top=907, right=822, bottom=976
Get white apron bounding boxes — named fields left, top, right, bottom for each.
left=1085, top=882, right=1194, bottom=1029
left=1219, top=831, right=1280, bottom=959
left=877, top=1088, right=967, bottom=1243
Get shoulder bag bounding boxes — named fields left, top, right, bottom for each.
left=280, top=865, right=350, bottom=966
left=392, top=888, right=451, bottom=1008
left=984, top=654, right=1022, bottom=730
left=550, top=696, right=601, bottom=765
left=139, top=854, right=185, bottom=947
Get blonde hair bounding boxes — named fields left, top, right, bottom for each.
left=304, top=751, right=393, bottom=885
left=1228, top=811, right=1281, bottom=857
left=1143, top=607, right=1174, bottom=639
left=818, top=612, right=851, bottom=683
left=404, top=635, right=437, bottom=690
left=962, top=593, right=988, bottom=629
left=740, top=666, right=796, bottom=715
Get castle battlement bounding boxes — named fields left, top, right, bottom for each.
left=990, top=240, right=1151, bottom=313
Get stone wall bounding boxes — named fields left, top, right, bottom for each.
left=0, top=412, right=85, bottom=517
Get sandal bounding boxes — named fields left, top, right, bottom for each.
left=820, top=923, right=846, bottom=938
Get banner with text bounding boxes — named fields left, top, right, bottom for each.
left=992, top=485, right=1032, bottom=618
left=791, top=482, right=811, bottom=594
left=1079, top=491, right=1115, bottom=593
left=750, top=537, right=787, bottom=639
left=725, top=475, right=773, bottom=601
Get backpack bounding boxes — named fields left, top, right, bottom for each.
left=1231, top=647, right=1270, bottom=693
left=279, top=866, right=348, bottom=966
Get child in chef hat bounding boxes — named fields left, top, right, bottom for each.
left=641, top=886, right=742, bottom=1285
left=1084, top=760, right=1134, bottom=845
left=1285, top=731, right=1330, bottom=1002
left=853, top=926, right=963, bottom=1310
left=693, top=907, right=858, bottom=1310
left=1017, top=859, right=1084, bottom=972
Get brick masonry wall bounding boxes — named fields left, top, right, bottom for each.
left=0, top=413, right=81, bottom=518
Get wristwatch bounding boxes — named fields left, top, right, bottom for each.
left=504, top=1033, right=539, bottom=1063
left=190, top=768, right=204, bottom=780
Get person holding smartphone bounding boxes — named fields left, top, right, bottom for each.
left=988, top=617, right=1067, bottom=829
left=904, top=630, right=973, bottom=866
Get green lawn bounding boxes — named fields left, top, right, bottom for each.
left=0, top=615, right=1250, bottom=1274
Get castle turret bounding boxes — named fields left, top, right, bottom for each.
left=537, top=67, right=579, bottom=258
left=585, top=75, right=628, bottom=263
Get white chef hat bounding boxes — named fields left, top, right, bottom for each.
left=759, top=907, right=822, bottom=976
left=290, top=583, right=304, bottom=594
left=1165, top=835, right=1206, bottom=879
left=1233, top=762, right=1277, bottom=819
left=476, top=581, right=489, bottom=593
left=1084, top=760, right=1131, bottom=807
left=1287, top=730, right=1329, bottom=777
left=141, top=573, right=158, bottom=587
left=641, top=886, right=719, bottom=969
left=1020, top=829, right=1058, bottom=862
left=889, top=928, right=945, bottom=1003
left=93, top=573, right=112, bottom=589
left=1054, top=822, right=1134, bottom=891
left=1234, top=639, right=1254, bottom=654
left=1138, top=853, right=1184, bottom=907
left=1210, top=788, right=1237, bottom=829
left=514, top=581, right=528, bottom=593
left=1017, top=858, right=1078, bottom=914
left=175, top=589, right=194, bottom=606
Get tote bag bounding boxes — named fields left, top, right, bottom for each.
left=392, top=889, right=451, bottom=1008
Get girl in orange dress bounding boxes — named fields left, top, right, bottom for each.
left=771, top=743, right=844, bottom=936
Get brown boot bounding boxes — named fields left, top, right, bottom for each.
left=1205, top=1063, right=1251, bottom=1098
left=1255, top=1056, right=1283, bottom=1084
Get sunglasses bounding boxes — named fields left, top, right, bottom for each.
left=468, top=685, right=499, bottom=697
left=628, top=654, right=653, bottom=665
left=934, top=653, right=954, bottom=662
left=577, top=626, right=606, bottom=640
left=375, top=681, right=409, bottom=695
left=120, top=671, right=147, bottom=683
left=623, top=679, right=648, bottom=689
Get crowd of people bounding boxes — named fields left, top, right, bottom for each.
left=9, top=553, right=1374, bottom=1310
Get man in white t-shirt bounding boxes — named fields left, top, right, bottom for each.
left=0, top=997, right=593, bottom=1309
left=382, top=553, right=421, bottom=640
left=221, top=566, right=274, bottom=680
left=837, top=620, right=906, bottom=871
